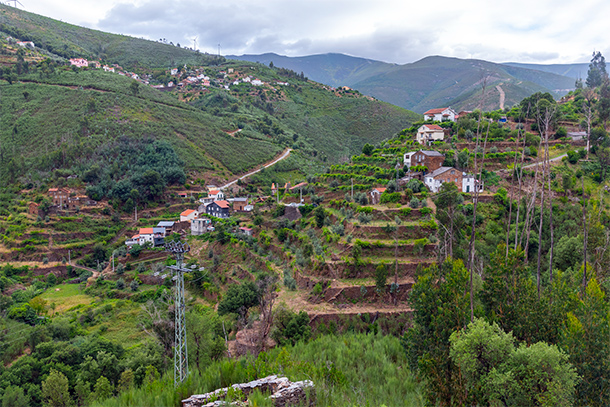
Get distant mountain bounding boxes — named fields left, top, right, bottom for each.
left=229, top=53, right=577, bottom=113
left=502, top=62, right=588, bottom=80
left=226, top=52, right=392, bottom=88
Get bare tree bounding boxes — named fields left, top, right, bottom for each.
left=467, top=74, right=491, bottom=322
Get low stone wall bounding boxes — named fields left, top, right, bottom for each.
left=182, top=375, right=314, bottom=407
left=309, top=260, right=433, bottom=279
left=323, top=281, right=413, bottom=303
left=351, top=225, right=435, bottom=240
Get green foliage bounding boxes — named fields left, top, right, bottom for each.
left=374, top=264, right=388, bottom=294
left=450, top=318, right=578, bottom=407
left=42, top=369, right=73, bottom=407
left=217, top=282, right=259, bottom=318
left=272, top=307, right=311, bottom=346
left=561, top=278, right=610, bottom=405
left=380, top=191, right=401, bottom=204
left=403, top=260, right=471, bottom=406
left=362, top=143, right=374, bottom=156
left=2, top=385, right=30, bottom=407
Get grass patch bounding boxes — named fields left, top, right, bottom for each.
left=38, top=283, right=92, bottom=313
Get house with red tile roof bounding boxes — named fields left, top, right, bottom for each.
left=416, top=124, right=446, bottom=145
left=180, top=209, right=199, bottom=222
left=206, top=200, right=231, bottom=218
left=423, top=107, right=457, bottom=122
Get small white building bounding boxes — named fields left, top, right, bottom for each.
left=180, top=209, right=199, bottom=222
left=423, top=107, right=457, bottom=122
left=462, top=174, right=483, bottom=193
left=416, top=125, right=445, bottom=145
left=370, top=187, right=387, bottom=205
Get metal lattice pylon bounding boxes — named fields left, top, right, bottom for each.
left=165, top=241, right=191, bottom=386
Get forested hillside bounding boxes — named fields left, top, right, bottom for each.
left=230, top=53, right=577, bottom=113
left=3, top=5, right=610, bottom=407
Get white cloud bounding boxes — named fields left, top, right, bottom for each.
left=17, top=0, right=610, bottom=64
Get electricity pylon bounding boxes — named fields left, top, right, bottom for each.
left=165, top=240, right=190, bottom=386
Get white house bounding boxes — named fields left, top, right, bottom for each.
left=138, top=228, right=155, bottom=245
left=252, top=79, right=264, bottom=86
left=180, top=209, right=199, bottom=222
left=17, top=41, right=35, bottom=48
left=462, top=174, right=483, bottom=193
left=69, top=58, right=89, bottom=68
left=208, top=189, right=224, bottom=200
left=103, top=65, right=115, bottom=73
left=416, top=125, right=445, bottom=145
left=171, top=68, right=178, bottom=75
left=423, top=107, right=457, bottom=122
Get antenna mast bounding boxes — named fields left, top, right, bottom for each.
left=165, top=240, right=191, bottom=386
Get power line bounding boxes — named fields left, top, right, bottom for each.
left=165, top=240, right=191, bottom=386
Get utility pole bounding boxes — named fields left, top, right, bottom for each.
left=135, top=205, right=138, bottom=221
left=165, top=241, right=191, bottom=386
left=351, top=178, right=354, bottom=200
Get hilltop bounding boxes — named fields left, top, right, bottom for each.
left=229, top=53, right=577, bottom=113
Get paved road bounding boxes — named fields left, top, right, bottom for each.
left=523, top=153, right=567, bottom=169
left=220, top=148, right=292, bottom=190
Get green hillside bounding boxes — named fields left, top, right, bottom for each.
left=0, top=10, right=419, bottom=192
left=230, top=53, right=577, bottom=113
left=0, top=4, right=219, bottom=69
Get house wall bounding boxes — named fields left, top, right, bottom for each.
left=426, top=169, right=463, bottom=193
left=180, top=211, right=198, bottom=222
left=410, top=152, right=444, bottom=171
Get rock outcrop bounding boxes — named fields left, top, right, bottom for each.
left=182, top=375, right=314, bottom=407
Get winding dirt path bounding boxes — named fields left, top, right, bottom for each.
left=496, top=84, right=505, bottom=110
left=220, top=148, right=292, bottom=190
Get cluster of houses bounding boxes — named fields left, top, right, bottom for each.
left=416, top=107, right=473, bottom=145
left=125, top=221, right=184, bottom=247
left=403, top=150, right=482, bottom=194
left=124, top=187, right=254, bottom=247
left=46, top=188, right=95, bottom=209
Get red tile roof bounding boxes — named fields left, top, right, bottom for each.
left=139, top=228, right=153, bottom=235
left=181, top=209, right=197, bottom=217
left=214, top=200, right=230, bottom=209
left=424, top=107, right=449, bottom=115
left=422, top=124, right=444, bottom=130
left=373, top=187, right=387, bottom=193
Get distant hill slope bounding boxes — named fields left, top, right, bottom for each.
left=227, top=52, right=393, bottom=88
left=230, top=53, right=577, bottom=113
left=0, top=4, right=219, bottom=69
left=502, top=62, right=588, bottom=80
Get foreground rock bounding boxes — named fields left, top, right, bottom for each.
left=182, top=375, right=315, bottom=407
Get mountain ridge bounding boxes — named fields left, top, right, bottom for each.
left=229, top=53, right=579, bottom=113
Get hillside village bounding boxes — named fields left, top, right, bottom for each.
left=3, top=6, right=610, bottom=407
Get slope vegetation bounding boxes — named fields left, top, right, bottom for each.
left=231, top=53, right=576, bottom=113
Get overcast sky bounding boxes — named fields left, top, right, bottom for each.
left=16, top=0, right=609, bottom=65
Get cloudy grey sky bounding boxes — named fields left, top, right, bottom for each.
left=17, top=0, right=609, bottom=64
